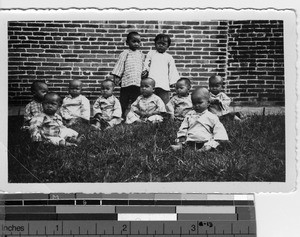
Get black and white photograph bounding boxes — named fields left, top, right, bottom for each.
left=0, top=9, right=296, bottom=193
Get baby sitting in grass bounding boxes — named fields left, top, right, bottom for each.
left=92, top=79, right=123, bottom=130
left=208, top=75, right=241, bottom=121
left=60, top=79, right=90, bottom=127
left=126, top=77, right=166, bottom=124
left=171, top=87, right=228, bottom=152
left=166, top=77, right=193, bottom=121
left=29, top=92, right=85, bottom=146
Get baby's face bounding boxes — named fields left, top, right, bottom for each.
left=209, top=80, right=223, bottom=95
left=176, top=81, right=190, bottom=97
left=34, top=84, right=48, bottom=101
left=43, top=95, right=60, bottom=115
left=127, top=34, right=141, bottom=51
left=192, top=94, right=209, bottom=113
left=155, top=38, right=169, bottom=53
left=69, top=81, right=82, bottom=98
left=101, top=82, right=114, bottom=98
left=140, top=79, right=155, bottom=97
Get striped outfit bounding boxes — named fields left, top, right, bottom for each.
left=111, top=49, right=144, bottom=88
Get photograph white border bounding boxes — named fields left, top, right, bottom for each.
left=0, top=8, right=296, bottom=193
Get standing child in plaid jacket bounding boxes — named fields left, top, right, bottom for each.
left=111, top=31, right=144, bottom=119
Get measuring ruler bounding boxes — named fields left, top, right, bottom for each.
left=0, top=193, right=256, bottom=237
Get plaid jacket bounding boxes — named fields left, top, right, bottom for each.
left=111, top=49, right=144, bottom=87
left=24, top=100, right=43, bottom=123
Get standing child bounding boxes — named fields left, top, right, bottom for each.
left=166, top=78, right=193, bottom=120
left=29, top=93, right=84, bottom=146
left=126, top=78, right=166, bottom=124
left=111, top=31, right=144, bottom=118
left=208, top=75, right=241, bottom=120
left=92, top=79, right=122, bottom=130
left=142, top=34, right=180, bottom=104
left=60, top=79, right=90, bottom=126
left=171, top=87, right=228, bottom=152
left=23, top=81, right=48, bottom=127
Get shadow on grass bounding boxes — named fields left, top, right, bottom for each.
left=8, top=114, right=285, bottom=183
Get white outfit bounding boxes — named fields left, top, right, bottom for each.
left=60, top=94, right=90, bottom=121
left=144, top=50, right=180, bottom=91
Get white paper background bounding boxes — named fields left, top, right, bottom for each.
left=0, top=0, right=299, bottom=236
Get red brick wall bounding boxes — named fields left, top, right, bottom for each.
left=8, top=20, right=284, bottom=106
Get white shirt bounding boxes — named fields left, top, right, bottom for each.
left=60, top=94, right=90, bottom=121
left=144, top=50, right=180, bottom=91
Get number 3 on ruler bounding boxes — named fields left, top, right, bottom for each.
left=191, top=224, right=196, bottom=232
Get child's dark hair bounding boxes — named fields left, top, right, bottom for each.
left=141, top=77, right=156, bottom=87
left=177, top=77, right=191, bottom=89
left=102, top=79, right=115, bottom=88
left=209, top=75, right=224, bottom=85
left=154, top=34, right=171, bottom=47
left=31, top=81, right=46, bottom=93
left=126, top=31, right=140, bottom=41
left=44, top=92, right=62, bottom=105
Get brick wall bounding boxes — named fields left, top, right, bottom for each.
left=8, top=20, right=284, bottom=106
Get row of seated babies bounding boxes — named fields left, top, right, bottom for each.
left=23, top=75, right=241, bottom=151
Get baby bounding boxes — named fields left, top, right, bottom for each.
left=60, top=79, right=90, bottom=126
left=126, top=77, right=166, bottom=124
left=142, top=34, right=180, bottom=104
left=29, top=92, right=84, bottom=146
left=171, top=87, right=228, bottom=152
left=208, top=75, right=241, bottom=120
left=166, top=78, right=193, bottom=120
left=111, top=31, right=144, bottom=118
left=23, top=81, right=48, bottom=127
left=92, top=79, right=122, bottom=130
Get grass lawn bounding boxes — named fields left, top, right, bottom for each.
left=7, top=114, right=285, bottom=183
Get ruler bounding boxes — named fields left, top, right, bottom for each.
left=0, top=193, right=256, bottom=237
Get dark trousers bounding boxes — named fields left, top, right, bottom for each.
left=155, top=87, right=170, bottom=104
left=120, top=86, right=140, bottom=118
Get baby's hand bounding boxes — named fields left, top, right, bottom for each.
left=198, top=145, right=212, bottom=152
left=32, top=133, right=42, bottom=142
left=141, top=70, right=149, bottom=79
left=113, top=76, right=121, bottom=86
left=139, top=111, right=148, bottom=118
